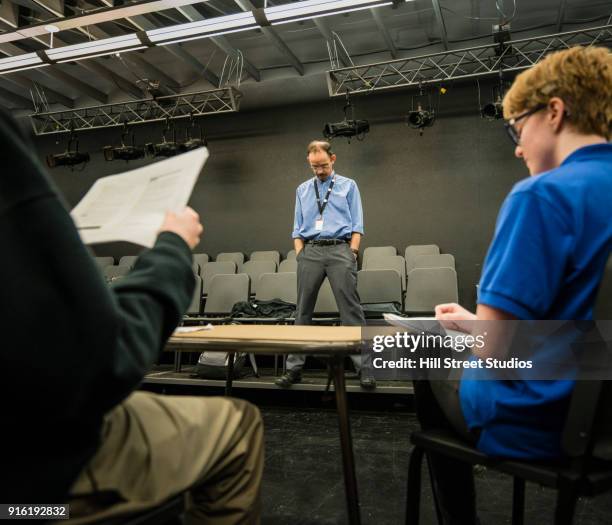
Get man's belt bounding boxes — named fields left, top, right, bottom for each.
left=304, top=238, right=350, bottom=246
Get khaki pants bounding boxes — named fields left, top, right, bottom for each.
left=67, top=392, right=264, bottom=524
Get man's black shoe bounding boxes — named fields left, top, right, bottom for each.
left=359, top=376, right=377, bottom=390
left=275, top=369, right=302, bottom=388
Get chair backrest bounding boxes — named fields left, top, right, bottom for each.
left=562, top=252, right=612, bottom=460
left=286, top=249, right=297, bottom=260
left=204, top=274, right=250, bottom=314
left=216, top=252, right=244, bottom=270
left=250, top=250, right=281, bottom=266
left=118, top=255, right=139, bottom=269
left=405, top=244, right=440, bottom=271
left=256, top=272, right=297, bottom=304
left=413, top=253, right=455, bottom=270
left=404, top=267, right=458, bottom=313
left=94, top=256, right=114, bottom=270
left=202, top=261, right=237, bottom=294
left=103, top=265, right=130, bottom=283
left=186, top=276, right=203, bottom=315
left=363, top=255, right=406, bottom=291
left=241, top=260, right=277, bottom=295
left=314, top=278, right=339, bottom=314
left=357, top=270, right=403, bottom=305
left=363, top=246, right=396, bottom=266
left=193, top=254, right=210, bottom=275
left=279, top=259, right=298, bottom=273
left=192, top=262, right=200, bottom=275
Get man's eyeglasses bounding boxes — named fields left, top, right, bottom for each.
left=310, top=163, right=331, bottom=172
left=504, top=104, right=547, bottom=146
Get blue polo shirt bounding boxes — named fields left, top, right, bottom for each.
left=461, top=143, right=612, bottom=459
left=292, top=172, right=364, bottom=240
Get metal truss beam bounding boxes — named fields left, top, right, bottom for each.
left=326, top=25, right=612, bottom=97
left=431, top=0, right=448, bottom=50
left=30, top=86, right=242, bottom=135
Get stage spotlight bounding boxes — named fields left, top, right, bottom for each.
left=407, top=108, right=435, bottom=129
left=181, top=117, right=208, bottom=152
left=145, top=141, right=181, bottom=158
left=46, top=131, right=89, bottom=169
left=146, top=119, right=181, bottom=157
left=103, top=125, right=145, bottom=161
left=322, top=92, right=370, bottom=142
left=323, top=119, right=370, bottom=140
left=481, top=99, right=504, bottom=120
left=46, top=150, right=90, bottom=169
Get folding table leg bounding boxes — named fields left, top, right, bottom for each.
left=331, top=356, right=361, bottom=525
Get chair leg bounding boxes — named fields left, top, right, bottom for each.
left=406, top=446, right=425, bottom=525
left=512, top=477, right=525, bottom=525
left=554, top=481, right=577, bottom=525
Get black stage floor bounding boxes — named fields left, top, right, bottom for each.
left=138, top=382, right=612, bottom=525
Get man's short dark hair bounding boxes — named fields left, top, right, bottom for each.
left=307, top=140, right=334, bottom=158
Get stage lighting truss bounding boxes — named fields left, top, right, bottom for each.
left=29, top=87, right=241, bottom=136
left=326, top=24, right=612, bottom=97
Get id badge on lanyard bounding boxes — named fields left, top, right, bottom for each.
left=314, top=175, right=335, bottom=232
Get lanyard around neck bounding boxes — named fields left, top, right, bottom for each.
left=313, top=175, right=335, bottom=218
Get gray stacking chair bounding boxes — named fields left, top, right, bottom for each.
left=241, top=260, right=277, bottom=296
left=192, top=262, right=200, bottom=275
left=104, top=265, right=130, bottom=283
left=404, top=267, right=458, bottom=314
left=313, top=278, right=340, bottom=324
left=193, top=254, right=209, bottom=275
left=185, top=276, right=203, bottom=315
left=256, top=272, right=298, bottom=305
left=286, top=249, right=297, bottom=260
left=363, top=255, right=407, bottom=292
left=118, top=255, right=139, bottom=269
left=202, top=274, right=250, bottom=319
left=216, top=252, right=244, bottom=270
left=250, top=250, right=281, bottom=266
left=358, top=269, right=403, bottom=308
left=94, top=256, right=114, bottom=271
left=279, top=259, right=298, bottom=273
left=405, top=244, right=440, bottom=272
left=363, top=246, right=397, bottom=267
left=202, top=261, right=237, bottom=296
left=413, top=253, right=455, bottom=270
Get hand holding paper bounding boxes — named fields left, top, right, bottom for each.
left=159, top=207, right=203, bottom=249
left=71, top=147, right=209, bottom=247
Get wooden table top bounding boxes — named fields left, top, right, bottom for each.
left=167, top=325, right=363, bottom=354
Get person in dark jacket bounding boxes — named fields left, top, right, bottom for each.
left=0, top=109, right=263, bottom=524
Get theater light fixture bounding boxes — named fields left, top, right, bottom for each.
left=323, top=92, right=370, bottom=142
left=46, top=131, right=89, bottom=169
left=481, top=96, right=504, bottom=120
left=407, top=105, right=435, bottom=130
left=406, top=87, right=437, bottom=135
left=103, top=124, right=145, bottom=162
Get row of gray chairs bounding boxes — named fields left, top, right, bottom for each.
left=187, top=267, right=458, bottom=318
left=96, top=245, right=446, bottom=273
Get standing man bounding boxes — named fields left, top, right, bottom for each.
left=276, top=140, right=375, bottom=389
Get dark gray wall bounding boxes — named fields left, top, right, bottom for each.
left=34, top=85, right=527, bottom=310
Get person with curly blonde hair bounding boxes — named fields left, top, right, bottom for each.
left=413, top=46, right=611, bottom=524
